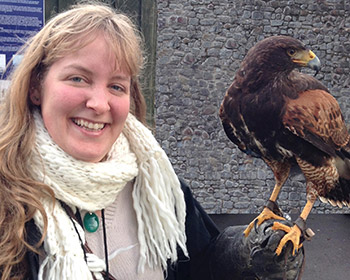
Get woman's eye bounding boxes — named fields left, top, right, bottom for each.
left=111, top=84, right=125, bottom=93
left=71, top=76, right=84, bottom=83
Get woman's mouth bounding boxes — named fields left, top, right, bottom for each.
left=72, top=118, right=106, bottom=131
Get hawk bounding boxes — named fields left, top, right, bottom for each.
left=219, top=35, right=350, bottom=255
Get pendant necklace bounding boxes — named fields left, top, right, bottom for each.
left=59, top=201, right=112, bottom=278
left=83, top=210, right=110, bottom=276
left=83, top=212, right=99, bottom=233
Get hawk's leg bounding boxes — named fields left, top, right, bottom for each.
left=273, top=198, right=315, bottom=255
left=243, top=199, right=285, bottom=237
left=243, top=160, right=290, bottom=237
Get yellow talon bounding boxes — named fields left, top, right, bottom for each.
left=244, top=207, right=285, bottom=237
left=272, top=222, right=303, bottom=256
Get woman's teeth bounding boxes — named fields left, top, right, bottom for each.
left=73, top=119, right=105, bottom=131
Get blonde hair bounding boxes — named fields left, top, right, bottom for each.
left=0, top=3, right=146, bottom=279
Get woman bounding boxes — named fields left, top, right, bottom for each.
left=0, top=3, right=304, bottom=280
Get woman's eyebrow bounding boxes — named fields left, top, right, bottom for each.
left=62, top=64, right=130, bottom=81
left=110, top=74, right=130, bottom=82
left=62, top=64, right=93, bottom=75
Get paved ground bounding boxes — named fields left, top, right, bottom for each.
left=209, top=214, right=350, bottom=280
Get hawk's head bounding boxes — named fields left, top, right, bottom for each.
left=243, top=35, right=321, bottom=75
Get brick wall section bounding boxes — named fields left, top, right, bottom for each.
left=155, top=0, right=350, bottom=214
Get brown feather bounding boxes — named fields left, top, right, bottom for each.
left=283, top=89, right=350, bottom=151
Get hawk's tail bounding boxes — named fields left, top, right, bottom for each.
left=321, top=151, right=350, bottom=207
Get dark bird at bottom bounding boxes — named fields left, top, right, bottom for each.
left=219, top=35, right=350, bottom=255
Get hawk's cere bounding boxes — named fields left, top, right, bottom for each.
left=219, top=35, right=350, bottom=255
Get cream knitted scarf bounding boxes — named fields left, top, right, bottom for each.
left=30, top=111, right=188, bottom=279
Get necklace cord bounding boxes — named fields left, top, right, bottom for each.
left=101, top=209, right=109, bottom=278
left=59, top=201, right=87, bottom=262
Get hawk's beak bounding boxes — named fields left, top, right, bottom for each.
left=307, top=51, right=321, bottom=76
left=293, top=50, right=321, bottom=76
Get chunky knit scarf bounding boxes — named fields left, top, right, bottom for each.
left=30, top=111, right=188, bottom=280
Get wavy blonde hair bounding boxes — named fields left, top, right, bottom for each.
left=0, top=3, right=146, bottom=279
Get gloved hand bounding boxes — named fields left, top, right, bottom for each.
left=210, top=219, right=304, bottom=280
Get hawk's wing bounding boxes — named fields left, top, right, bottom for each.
left=283, top=89, right=350, bottom=156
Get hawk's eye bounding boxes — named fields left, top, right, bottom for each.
left=287, top=49, right=296, bottom=56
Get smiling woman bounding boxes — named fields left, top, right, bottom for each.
left=30, top=34, right=131, bottom=162
left=0, top=3, right=305, bottom=280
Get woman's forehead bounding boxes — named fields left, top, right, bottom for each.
left=48, top=32, right=132, bottom=76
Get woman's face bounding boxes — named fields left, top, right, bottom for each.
left=31, top=35, right=131, bottom=162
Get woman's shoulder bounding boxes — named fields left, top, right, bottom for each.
left=179, top=178, right=220, bottom=250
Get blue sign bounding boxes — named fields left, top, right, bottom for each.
left=0, top=0, right=44, bottom=79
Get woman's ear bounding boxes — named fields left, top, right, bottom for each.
left=30, top=88, right=41, bottom=105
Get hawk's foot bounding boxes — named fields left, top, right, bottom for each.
left=272, top=222, right=303, bottom=256
left=243, top=207, right=285, bottom=237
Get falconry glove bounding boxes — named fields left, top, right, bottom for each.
left=210, top=219, right=304, bottom=280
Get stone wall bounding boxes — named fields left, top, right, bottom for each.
left=155, top=0, right=350, bottom=214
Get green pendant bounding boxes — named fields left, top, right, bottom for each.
left=83, top=212, right=99, bottom=233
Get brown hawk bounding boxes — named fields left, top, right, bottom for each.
left=219, top=35, right=350, bottom=255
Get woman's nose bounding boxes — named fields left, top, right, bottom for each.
left=86, top=86, right=111, bottom=114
